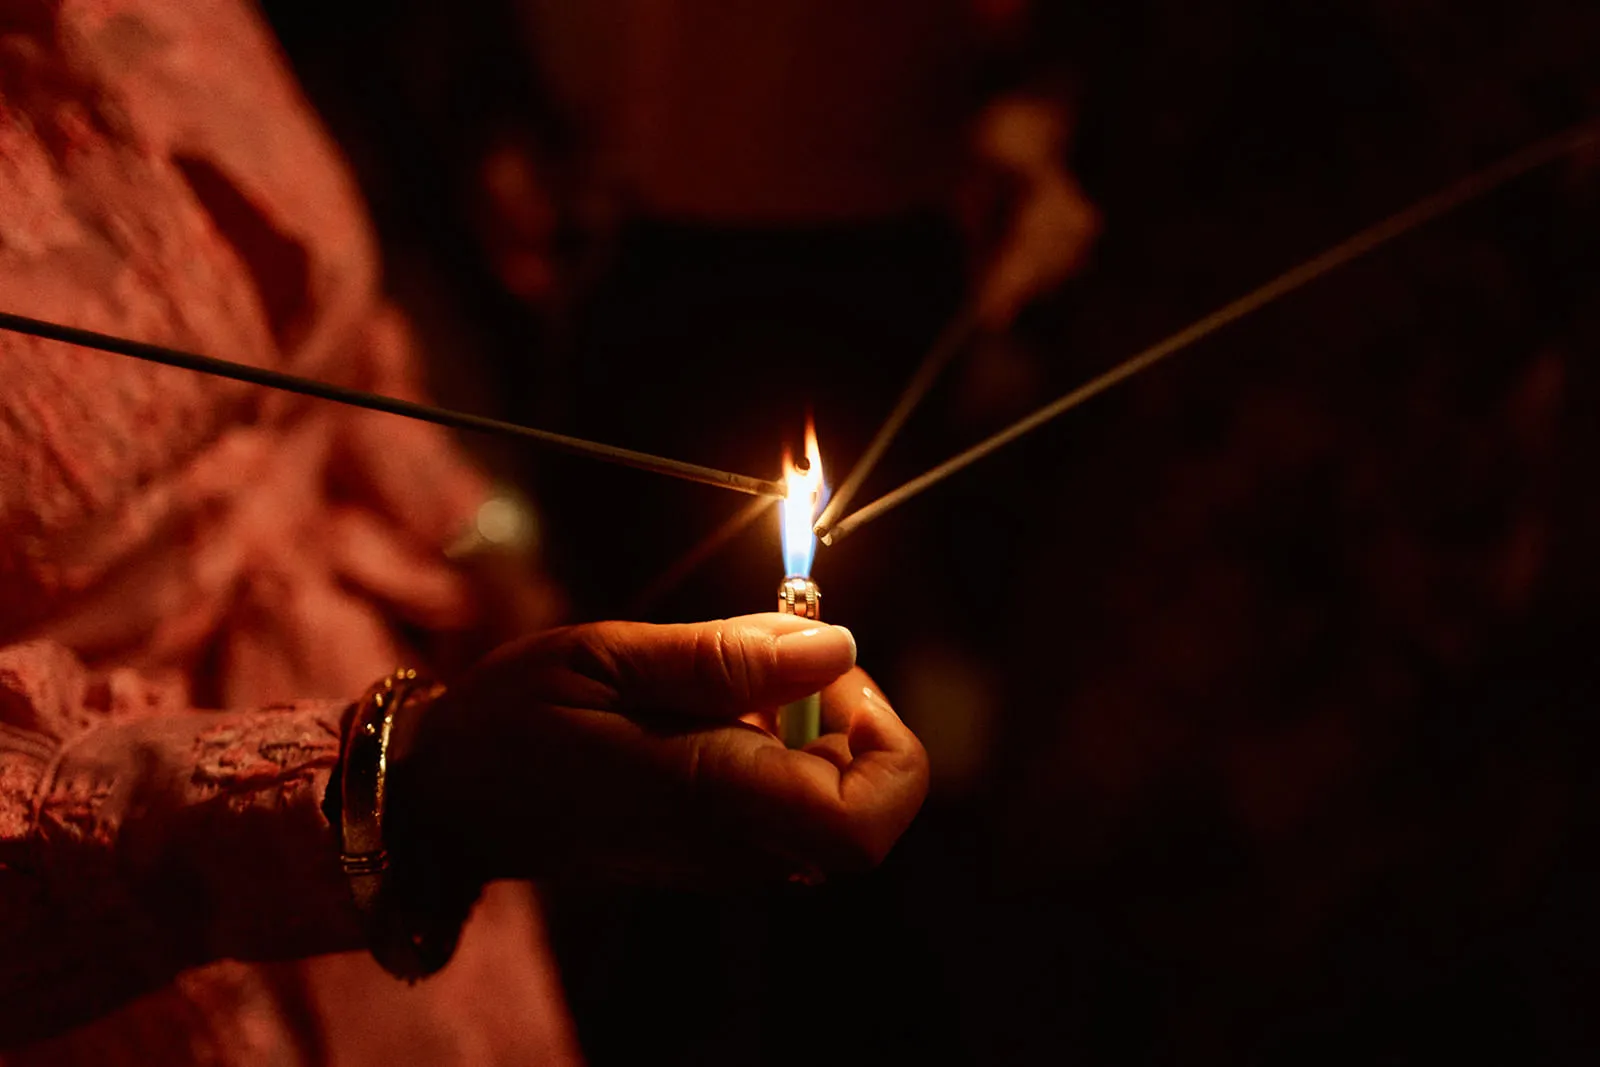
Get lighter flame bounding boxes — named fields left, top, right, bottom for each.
left=780, top=422, right=827, bottom=577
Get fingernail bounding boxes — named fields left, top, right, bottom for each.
left=775, top=624, right=857, bottom=677
left=836, top=626, right=857, bottom=662
left=862, top=685, right=893, bottom=709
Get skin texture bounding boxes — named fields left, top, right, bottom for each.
left=394, top=613, right=930, bottom=889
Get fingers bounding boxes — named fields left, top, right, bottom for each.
left=829, top=675, right=930, bottom=865
left=455, top=619, right=924, bottom=882
left=801, top=732, right=852, bottom=771
left=817, top=669, right=876, bottom=736
left=694, top=667, right=930, bottom=873
left=513, top=614, right=858, bottom=720
left=804, top=669, right=882, bottom=763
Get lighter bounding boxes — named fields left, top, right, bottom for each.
left=776, top=575, right=823, bottom=747
left=777, top=423, right=827, bottom=749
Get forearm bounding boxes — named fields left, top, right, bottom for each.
left=0, top=646, right=364, bottom=1044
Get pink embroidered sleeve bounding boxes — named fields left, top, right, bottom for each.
left=0, top=642, right=364, bottom=1044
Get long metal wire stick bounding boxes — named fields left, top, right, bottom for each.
left=0, top=309, right=787, bottom=499
left=818, top=117, right=1600, bottom=546
left=811, top=302, right=984, bottom=534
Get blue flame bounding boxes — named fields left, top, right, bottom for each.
left=781, top=481, right=830, bottom=578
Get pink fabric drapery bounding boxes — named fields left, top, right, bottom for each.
left=0, top=1, right=578, bottom=1060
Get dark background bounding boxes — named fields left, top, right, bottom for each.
left=262, top=2, right=1600, bottom=1063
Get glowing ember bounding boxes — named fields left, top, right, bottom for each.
left=780, top=421, right=827, bottom=577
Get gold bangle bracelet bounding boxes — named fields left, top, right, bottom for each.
left=333, top=669, right=468, bottom=982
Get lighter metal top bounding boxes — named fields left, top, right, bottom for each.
left=777, top=576, right=821, bottom=620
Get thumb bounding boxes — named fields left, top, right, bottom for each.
left=553, top=613, right=857, bottom=719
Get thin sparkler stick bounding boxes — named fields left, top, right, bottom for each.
left=811, top=302, right=984, bottom=535
left=0, top=309, right=787, bottom=499
left=819, top=117, right=1600, bottom=546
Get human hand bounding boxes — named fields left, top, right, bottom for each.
left=392, top=614, right=929, bottom=887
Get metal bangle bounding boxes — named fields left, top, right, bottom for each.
left=335, top=669, right=466, bottom=982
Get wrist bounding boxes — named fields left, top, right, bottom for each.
left=330, top=672, right=482, bottom=981
left=383, top=688, right=480, bottom=883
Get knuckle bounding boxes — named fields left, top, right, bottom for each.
left=907, top=736, right=932, bottom=792
left=809, top=801, right=895, bottom=873
left=561, top=624, right=626, bottom=705
left=692, top=626, right=740, bottom=700
left=693, top=623, right=770, bottom=706
left=814, top=770, right=927, bottom=874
